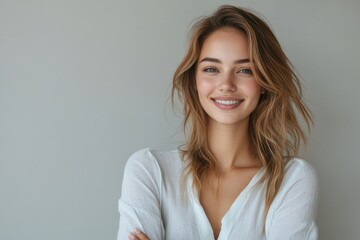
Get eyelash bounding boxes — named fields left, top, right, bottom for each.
left=203, top=67, right=218, bottom=73
left=237, top=68, right=253, bottom=74
left=202, top=67, right=253, bottom=74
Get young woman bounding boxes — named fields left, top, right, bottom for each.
left=117, top=5, right=318, bottom=240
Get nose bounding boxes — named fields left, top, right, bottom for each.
left=218, top=73, right=236, bottom=92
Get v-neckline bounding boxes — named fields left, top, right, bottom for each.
left=189, top=167, right=265, bottom=240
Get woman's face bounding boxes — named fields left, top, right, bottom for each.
left=195, top=27, right=262, bottom=126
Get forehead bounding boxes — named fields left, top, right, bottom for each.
left=199, top=27, right=249, bottom=60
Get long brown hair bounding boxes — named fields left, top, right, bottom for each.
left=172, top=5, right=312, bottom=225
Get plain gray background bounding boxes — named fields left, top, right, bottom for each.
left=1, top=0, right=359, bottom=239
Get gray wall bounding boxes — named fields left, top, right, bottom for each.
left=1, top=0, right=359, bottom=239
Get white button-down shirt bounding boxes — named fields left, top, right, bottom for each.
left=117, top=148, right=318, bottom=240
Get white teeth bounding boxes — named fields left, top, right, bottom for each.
left=214, top=99, right=241, bottom=105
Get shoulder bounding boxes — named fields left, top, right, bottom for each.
left=124, top=148, right=182, bottom=177
left=274, top=158, right=319, bottom=203
left=284, top=158, right=318, bottom=186
left=122, top=148, right=184, bottom=199
left=125, top=148, right=154, bottom=168
left=267, top=158, right=319, bottom=215
left=265, top=158, right=319, bottom=238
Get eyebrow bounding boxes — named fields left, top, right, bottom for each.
left=199, top=57, right=250, bottom=64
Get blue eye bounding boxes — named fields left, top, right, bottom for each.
left=203, top=67, right=218, bottom=73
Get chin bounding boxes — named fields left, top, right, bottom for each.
left=210, top=117, right=248, bottom=126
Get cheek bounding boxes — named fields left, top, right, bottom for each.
left=241, top=80, right=261, bottom=95
left=196, top=77, right=214, bottom=97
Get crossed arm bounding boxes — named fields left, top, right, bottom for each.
left=117, top=150, right=318, bottom=240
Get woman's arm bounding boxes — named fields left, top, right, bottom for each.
left=117, top=149, right=165, bottom=240
left=266, top=160, right=319, bottom=240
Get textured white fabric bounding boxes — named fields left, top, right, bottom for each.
left=117, top=148, right=318, bottom=240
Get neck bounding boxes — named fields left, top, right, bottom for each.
left=207, top=119, right=259, bottom=172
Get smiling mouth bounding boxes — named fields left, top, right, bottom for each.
left=211, top=98, right=244, bottom=110
left=214, top=99, right=241, bottom=105
left=212, top=98, right=244, bottom=106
